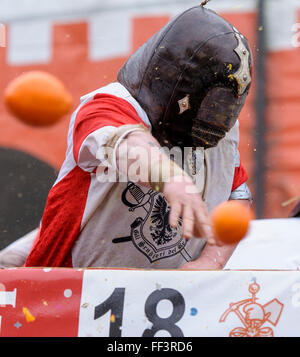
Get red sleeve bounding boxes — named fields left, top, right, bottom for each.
left=73, top=93, right=147, bottom=163
left=231, top=162, right=248, bottom=191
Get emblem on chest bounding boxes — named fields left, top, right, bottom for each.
left=112, top=182, right=191, bottom=263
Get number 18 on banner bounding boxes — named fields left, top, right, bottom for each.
left=78, top=271, right=192, bottom=337
left=93, top=288, right=185, bottom=337
left=78, top=270, right=289, bottom=337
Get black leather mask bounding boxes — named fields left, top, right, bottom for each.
left=117, top=5, right=252, bottom=149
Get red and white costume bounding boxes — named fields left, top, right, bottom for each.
left=22, top=82, right=248, bottom=268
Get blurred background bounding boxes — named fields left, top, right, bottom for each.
left=0, top=0, right=299, bottom=248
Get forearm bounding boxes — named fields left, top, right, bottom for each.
left=116, top=130, right=187, bottom=189
left=116, top=130, right=165, bottom=188
left=197, top=242, right=238, bottom=269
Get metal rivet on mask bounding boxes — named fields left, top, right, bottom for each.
left=178, top=94, right=191, bottom=115
left=243, top=74, right=248, bottom=81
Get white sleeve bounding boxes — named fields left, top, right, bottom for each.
left=230, top=182, right=253, bottom=201
left=76, top=126, right=117, bottom=172
left=0, top=229, right=38, bottom=268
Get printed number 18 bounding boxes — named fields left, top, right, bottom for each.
left=94, top=288, right=185, bottom=337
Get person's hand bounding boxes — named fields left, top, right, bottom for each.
left=163, top=175, right=216, bottom=245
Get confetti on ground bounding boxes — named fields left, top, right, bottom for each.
left=14, top=321, right=22, bottom=329
left=155, top=283, right=162, bottom=290
left=22, top=307, right=35, bottom=322
left=110, top=314, right=116, bottom=323
left=64, top=289, right=72, bottom=298
left=190, top=307, right=198, bottom=316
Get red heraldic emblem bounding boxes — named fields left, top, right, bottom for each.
left=220, top=280, right=284, bottom=337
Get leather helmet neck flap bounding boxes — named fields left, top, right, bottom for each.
left=117, top=5, right=252, bottom=149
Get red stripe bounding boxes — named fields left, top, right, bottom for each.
left=73, top=93, right=147, bottom=163
left=25, top=165, right=91, bottom=267
left=231, top=162, right=248, bottom=191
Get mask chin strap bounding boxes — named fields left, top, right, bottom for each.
left=191, top=123, right=226, bottom=149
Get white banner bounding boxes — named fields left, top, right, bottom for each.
left=78, top=269, right=300, bottom=337
left=1, top=219, right=300, bottom=337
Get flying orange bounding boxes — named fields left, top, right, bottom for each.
left=212, top=201, right=254, bottom=244
left=4, top=71, right=73, bottom=126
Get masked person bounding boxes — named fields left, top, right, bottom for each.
left=0, top=5, right=252, bottom=269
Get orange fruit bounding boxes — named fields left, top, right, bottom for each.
left=211, top=201, right=254, bottom=244
left=4, top=71, right=73, bottom=126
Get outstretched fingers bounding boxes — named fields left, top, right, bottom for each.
left=182, top=205, right=194, bottom=239
left=169, top=201, right=182, bottom=228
